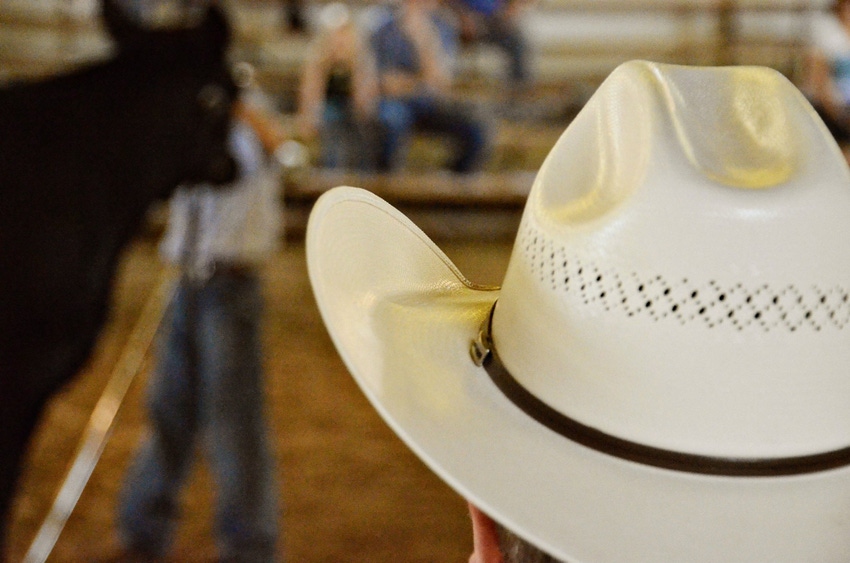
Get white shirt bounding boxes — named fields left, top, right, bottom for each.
left=159, top=119, right=282, bottom=272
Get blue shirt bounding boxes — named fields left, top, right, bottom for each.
left=370, top=7, right=459, bottom=76
left=455, top=0, right=503, bottom=17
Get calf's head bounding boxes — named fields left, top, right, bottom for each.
left=102, top=0, right=239, bottom=191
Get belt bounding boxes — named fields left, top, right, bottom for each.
left=181, top=259, right=258, bottom=282
left=211, top=260, right=256, bottom=277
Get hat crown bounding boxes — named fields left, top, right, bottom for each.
left=494, top=61, right=850, bottom=459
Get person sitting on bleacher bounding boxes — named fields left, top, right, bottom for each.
left=296, top=3, right=381, bottom=170
left=370, top=0, right=491, bottom=173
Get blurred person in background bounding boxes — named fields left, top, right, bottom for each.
left=296, top=2, right=381, bottom=171
left=108, top=5, right=283, bottom=562
left=804, top=0, right=850, bottom=159
left=370, top=0, right=491, bottom=173
left=115, top=75, right=283, bottom=563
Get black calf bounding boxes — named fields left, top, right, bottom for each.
left=0, top=1, right=238, bottom=555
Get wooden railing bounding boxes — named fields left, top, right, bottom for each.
left=280, top=167, right=535, bottom=240
left=284, top=168, right=534, bottom=206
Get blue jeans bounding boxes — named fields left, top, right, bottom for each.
left=377, top=95, right=490, bottom=173
left=118, top=271, right=279, bottom=563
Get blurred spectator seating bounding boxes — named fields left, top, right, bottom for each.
left=0, top=0, right=827, bottom=106
left=0, top=0, right=832, bottom=240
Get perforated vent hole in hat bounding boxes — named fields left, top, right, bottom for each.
left=521, top=228, right=850, bottom=333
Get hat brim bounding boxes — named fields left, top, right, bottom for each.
left=306, top=186, right=850, bottom=563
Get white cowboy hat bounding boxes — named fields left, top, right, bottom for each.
left=306, top=60, right=850, bottom=562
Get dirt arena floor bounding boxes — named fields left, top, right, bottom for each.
left=6, top=232, right=513, bottom=563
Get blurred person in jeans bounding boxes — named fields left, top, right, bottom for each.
left=370, top=0, right=491, bottom=173
left=116, top=96, right=282, bottom=563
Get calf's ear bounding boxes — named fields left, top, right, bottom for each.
left=101, top=0, right=149, bottom=50
left=198, top=3, right=232, bottom=54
